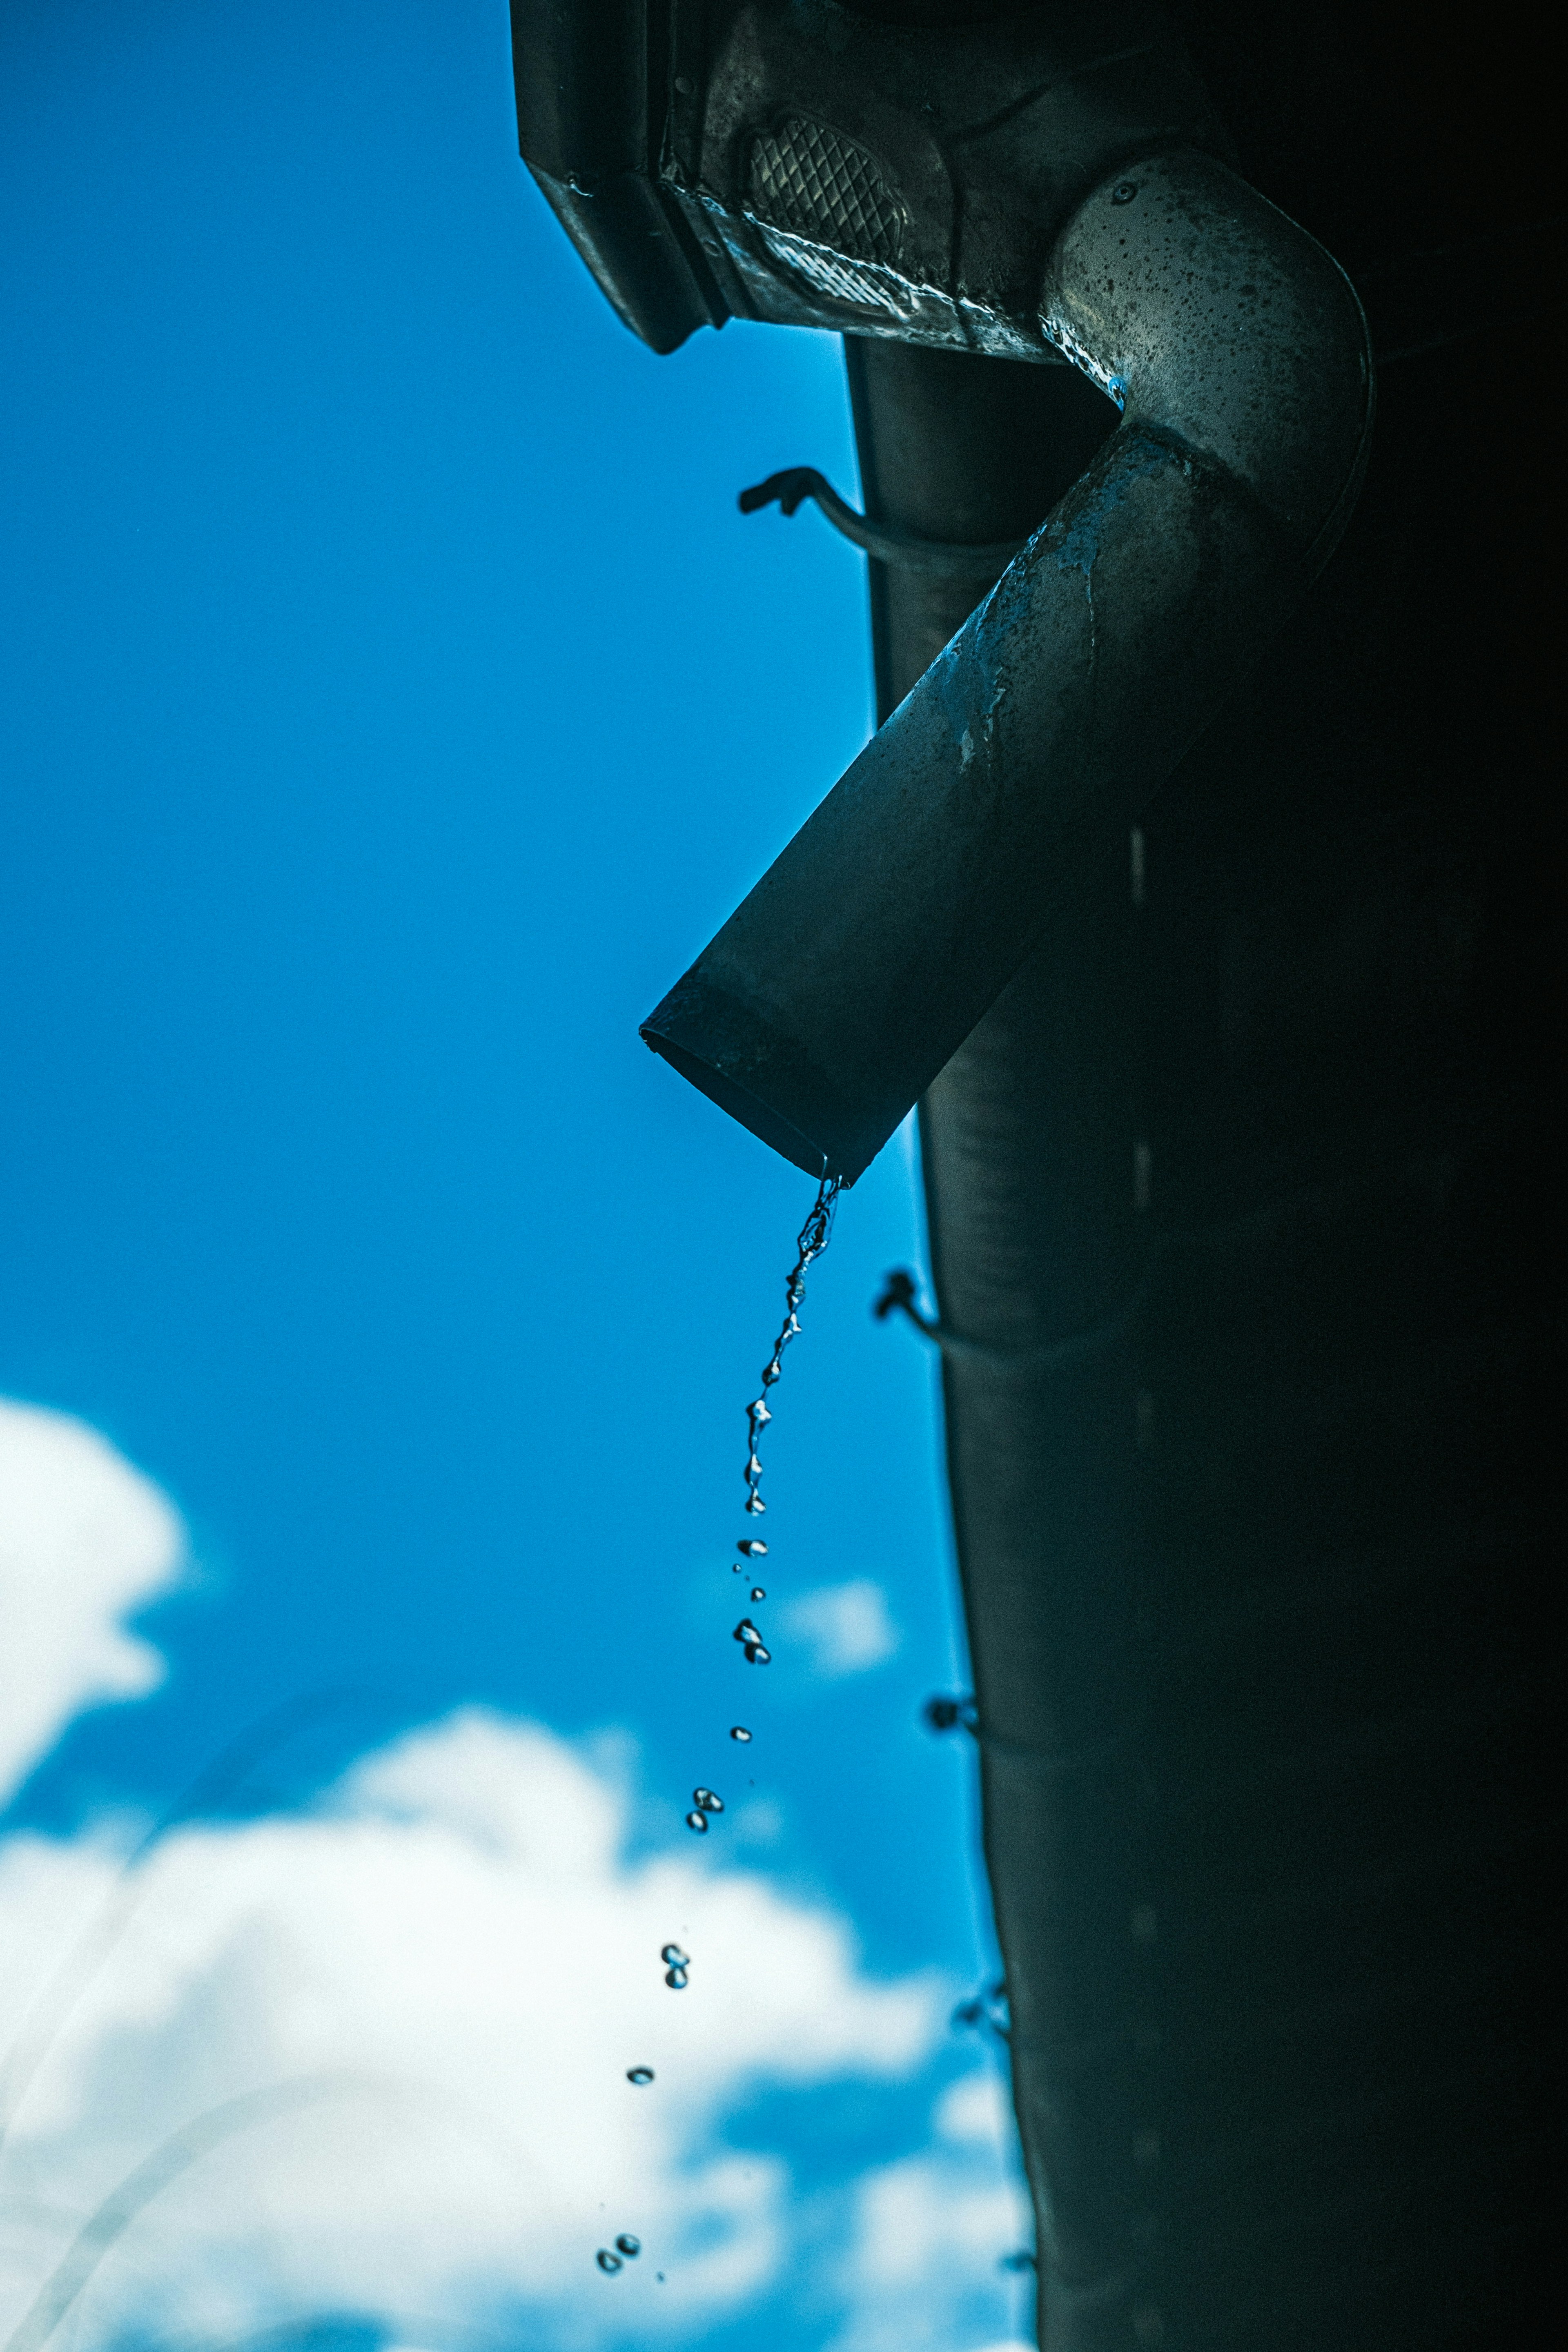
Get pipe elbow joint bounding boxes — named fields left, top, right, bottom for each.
left=1046, top=148, right=1373, bottom=569
left=643, top=151, right=1375, bottom=1185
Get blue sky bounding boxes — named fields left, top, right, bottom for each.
left=0, top=5, right=1027, bottom=2346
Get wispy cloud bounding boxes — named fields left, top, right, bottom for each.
left=782, top=1581, right=900, bottom=1678
left=0, top=1399, right=185, bottom=1806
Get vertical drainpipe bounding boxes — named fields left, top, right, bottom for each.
left=846, top=337, right=1152, bottom=2347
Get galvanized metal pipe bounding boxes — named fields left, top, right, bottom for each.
left=642, top=148, right=1373, bottom=1180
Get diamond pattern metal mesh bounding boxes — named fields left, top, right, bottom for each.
left=754, top=223, right=911, bottom=317
left=748, top=118, right=903, bottom=265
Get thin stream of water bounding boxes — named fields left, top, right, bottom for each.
left=743, top=1173, right=844, bottom=1518
left=626, top=1175, right=849, bottom=2279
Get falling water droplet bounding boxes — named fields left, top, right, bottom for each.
left=626, top=2067, right=654, bottom=2085
left=750, top=1586, right=766, bottom=1601
left=730, top=1725, right=752, bottom=1741
left=742, top=1174, right=842, bottom=1517
left=660, top=1944, right=688, bottom=1967
left=693, top=1787, right=724, bottom=1813
left=685, top=1810, right=708, bottom=1833
left=597, top=2250, right=623, bottom=2274
left=745, top=1641, right=771, bottom=1664
left=664, top=1966, right=688, bottom=1989
left=738, top=1539, right=768, bottom=1557
left=733, top=1619, right=761, bottom=1646
left=615, top=2234, right=641, bottom=2258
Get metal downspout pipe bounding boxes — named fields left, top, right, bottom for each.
left=641, top=147, right=1374, bottom=1181
left=845, top=335, right=1141, bottom=2344
left=850, top=317, right=1566, bottom=2344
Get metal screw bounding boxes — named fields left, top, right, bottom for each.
left=1111, top=181, right=1138, bottom=205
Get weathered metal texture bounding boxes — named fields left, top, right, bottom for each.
left=510, top=0, right=1227, bottom=358
left=510, top=0, right=728, bottom=352
left=642, top=149, right=1372, bottom=1178
left=661, top=0, right=1224, bottom=356
left=853, top=327, right=1564, bottom=2348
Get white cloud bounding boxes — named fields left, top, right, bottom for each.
left=850, top=2126, right=1027, bottom=2298
left=0, top=1711, right=945, bottom=2350
left=934, top=2067, right=1015, bottom=2150
left=826, top=2104, right=1035, bottom=2352
left=782, top=1582, right=899, bottom=1678
left=0, top=1407, right=1029, bottom=2352
left=0, top=1399, right=185, bottom=1806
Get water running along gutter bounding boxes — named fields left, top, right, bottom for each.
left=640, top=144, right=1374, bottom=1181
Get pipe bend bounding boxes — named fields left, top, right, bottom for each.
left=1045, top=148, right=1374, bottom=562
left=642, top=158, right=1375, bottom=1184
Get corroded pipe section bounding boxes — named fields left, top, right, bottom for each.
left=642, top=149, right=1372, bottom=1180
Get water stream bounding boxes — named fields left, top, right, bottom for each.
left=690, top=1171, right=844, bottom=1807
left=743, top=1173, right=844, bottom=1519
left=618, top=1173, right=848, bottom=2280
